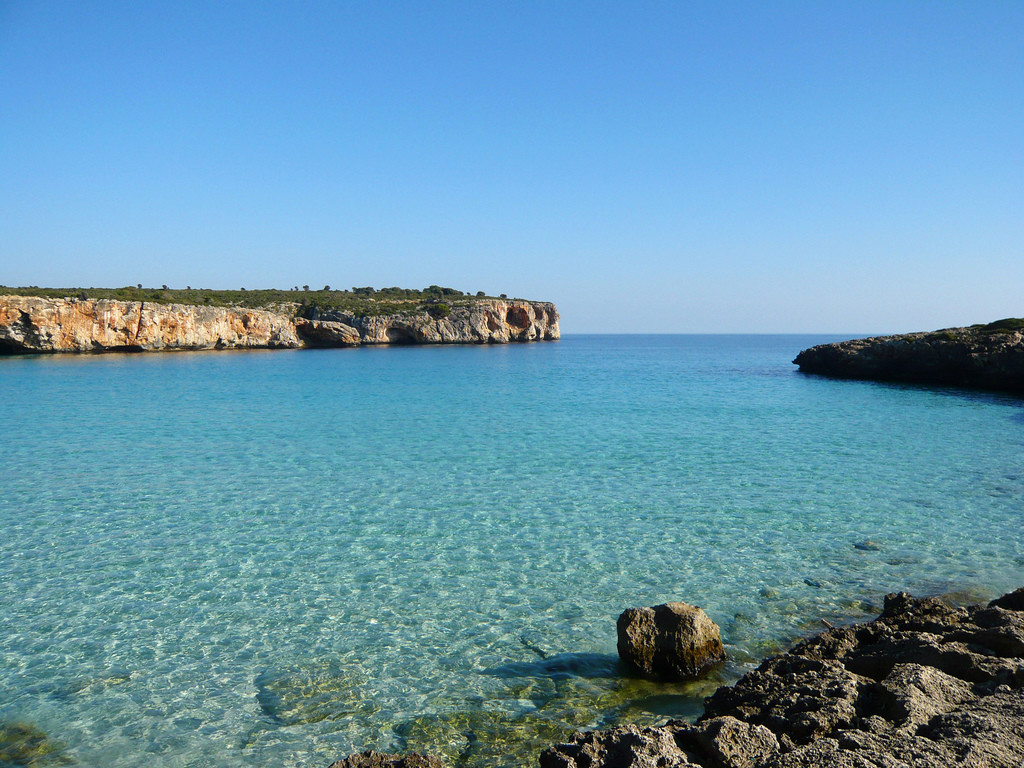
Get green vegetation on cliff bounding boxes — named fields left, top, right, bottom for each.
left=0, top=285, right=522, bottom=318
left=978, top=317, right=1024, bottom=334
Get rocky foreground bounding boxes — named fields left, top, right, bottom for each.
left=0, top=295, right=559, bottom=354
left=794, top=319, right=1024, bottom=393
left=539, top=588, right=1024, bottom=768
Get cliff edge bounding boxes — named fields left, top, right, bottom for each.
left=0, top=295, right=559, bottom=354
left=793, top=319, right=1024, bottom=393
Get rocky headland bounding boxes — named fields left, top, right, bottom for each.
left=295, top=300, right=558, bottom=346
left=0, top=294, right=559, bottom=354
left=794, top=319, right=1024, bottom=393
left=539, top=587, right=1024, bottom=768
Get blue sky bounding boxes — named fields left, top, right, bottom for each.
left=2, top=1, right=1021, bottom=333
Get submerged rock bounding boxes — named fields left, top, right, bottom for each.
left=0, top=721, right=71, bottom=767
left=394, top=708, right=573, bottom=768
left=543, top=587, right=1024, bottom=768
left=852, top=540, right=881, bottom=552
left=254, top=662, right=373, bottom=726
left=387, top=661, right=723, bottom=768
left=616, top=602, right=726, bottom=681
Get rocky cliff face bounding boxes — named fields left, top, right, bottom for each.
left=0, top=295, right=559, bottom=354
left=794, top=321, right=1024, bottom=393
left=0, top=295, right=301, bottom=353
left=294, top=300, right=559, bottom=346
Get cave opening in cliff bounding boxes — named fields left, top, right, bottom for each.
left=385, top=327, right=415, bottom=344
left=506, top=306, right=530, bottom=330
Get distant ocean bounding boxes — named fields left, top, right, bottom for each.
left=2, top=335, right=1022, bottom=768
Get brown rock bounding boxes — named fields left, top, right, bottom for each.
left=683, top=716, right=780, bottom=768
left=539, top=723, right=699, bottom=768
left=327, top=750, right=444, bottom=768
left=990, top=586, right=1024, bottom=611
left=874, top=663, right=975, bottom=727
left=617, top=602, right=726, bottom=681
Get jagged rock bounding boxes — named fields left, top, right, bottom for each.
left=539, top=723, right=699, bottom=768
left=873, top=663, right=975, bottom=727
left=702, top=655, right=865, bottom=743
left=792, top=321, right=1024, bottom=392
left=541, top=716, right=779, bottom=768
left=544, top=587, right=1024, bottom=768
left=327, top=751, right=444, bottom=768
left=617, top=603, right=726, bottom=681
left=680, top=716, right=780, bottom=768
left=991, top=586, right=1024, bottom=611
left=917, top=686, right=1024, bottom=765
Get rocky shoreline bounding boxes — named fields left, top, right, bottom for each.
left=330, top=588, right=1024, bottom=768
left=0, top=294, right=559, bottom=354
left=539, top=587, right=1024, bottom=768
left=793, top=319, right=1024, bottom=393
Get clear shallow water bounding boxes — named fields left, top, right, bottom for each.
left=1, top=335, right=1022, bottom=767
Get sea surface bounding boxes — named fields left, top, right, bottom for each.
left=2, top=335, right=1022, bottom=767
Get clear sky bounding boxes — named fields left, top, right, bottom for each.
left=2, top=2, right=1021, bottom=333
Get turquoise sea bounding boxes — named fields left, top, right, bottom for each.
left=2, top=335, right=1023, bottom=767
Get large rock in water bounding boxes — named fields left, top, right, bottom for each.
left=544, top=587, right=1024, bottom=768
left=617, top=602, right=726, bottom=681
left=792, top=320, right=1024, bottom=393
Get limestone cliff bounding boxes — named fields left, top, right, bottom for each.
left=0, top=295, right=559, bottom=354
left=294, top=300, right=559, bottom=346
left=794, top=320, right=1024, bottom=393
left=0, top=295, right=301, bottom=353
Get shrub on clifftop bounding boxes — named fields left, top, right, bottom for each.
left=427, top=302, right=451, bottom=319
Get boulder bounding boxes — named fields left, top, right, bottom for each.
left=616, top=602, right=725, bottom=681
